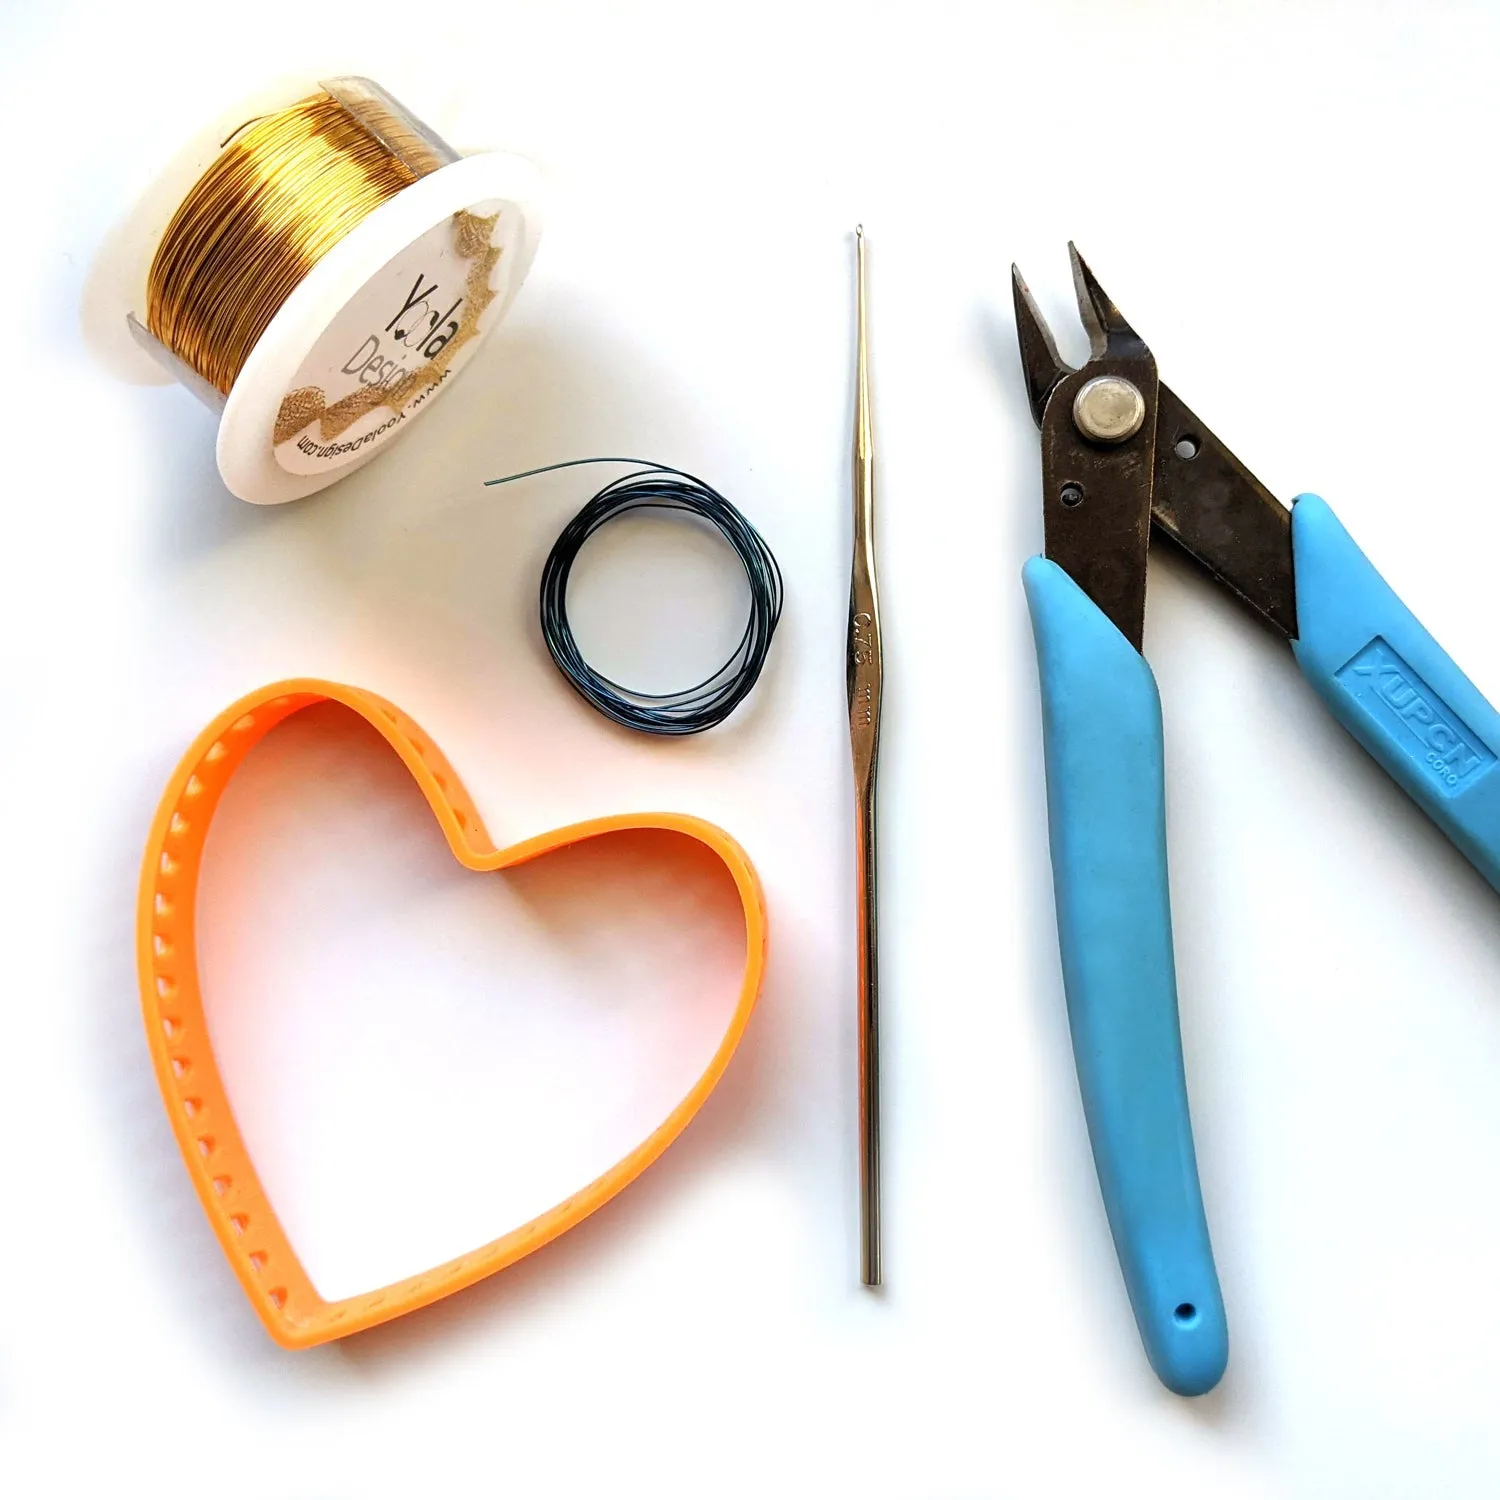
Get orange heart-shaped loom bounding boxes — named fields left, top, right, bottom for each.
left=137, top=679, right=767, bottom=1348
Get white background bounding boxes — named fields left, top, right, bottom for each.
left=3, top=2, right=1500, bottom=1495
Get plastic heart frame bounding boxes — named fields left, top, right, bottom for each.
left=136, top=679, right=766, bottom=1347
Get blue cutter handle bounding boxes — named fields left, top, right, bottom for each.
left=1291, top=496, right=1500, bottom=889
left=1024, top=557, right=1228, bottom=1397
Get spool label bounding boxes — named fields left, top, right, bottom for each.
left=273, top=200, right=509, bottom=474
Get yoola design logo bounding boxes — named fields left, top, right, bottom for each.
left=1336, top=638, right=1495, bottom=793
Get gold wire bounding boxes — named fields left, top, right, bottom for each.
left=147, top=92, right=444, bottom=396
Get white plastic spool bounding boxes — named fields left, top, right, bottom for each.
left=100, top=76, right=543, bottom=504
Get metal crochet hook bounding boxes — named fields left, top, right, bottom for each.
left=848, top=225, right=883, bottom=1287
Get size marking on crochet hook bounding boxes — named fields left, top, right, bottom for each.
left=1337, top=638, right=1495, bottom=793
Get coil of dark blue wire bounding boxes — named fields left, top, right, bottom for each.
left=483, top=458, right=784, bottom=735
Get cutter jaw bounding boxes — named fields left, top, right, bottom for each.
left=1012, top=246, right=1298, bottom=647
left=1011, top=264, right=1073, bottom=428
left=1012, top=244, right=1151, bottom=427
left=1068, top=242, right=1147, bottom=362
left=1013, top=248, right=1160, bottom=651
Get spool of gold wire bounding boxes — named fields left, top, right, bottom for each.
left=110, top=76, right=542, bottom=503
left=147, top=91, right=448, bottom=396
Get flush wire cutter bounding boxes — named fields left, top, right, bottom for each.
left=1013, top=246, right=1500, bottom=1396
